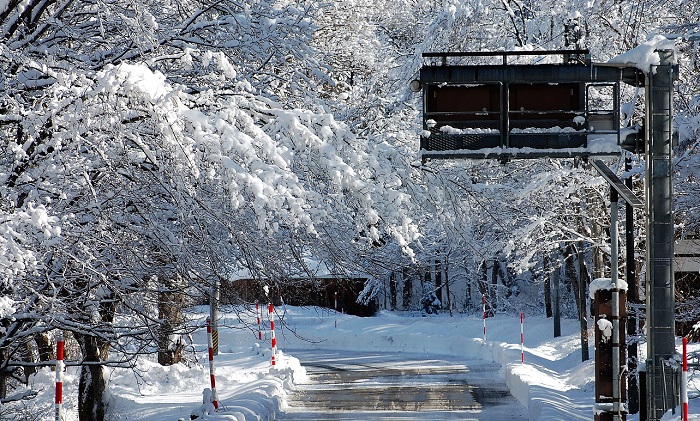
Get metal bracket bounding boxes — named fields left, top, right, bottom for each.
left=590, top=159, right=644, bottom=208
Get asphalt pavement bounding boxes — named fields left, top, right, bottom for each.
left=277, top=349, right=528, bottom=420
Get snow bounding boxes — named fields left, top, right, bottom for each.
left=17, top=305, right=699, bottom=420
left=0, top=295, right=14, bottom=319
left=597, top=316, right=613, bottom=343
left=607, top=35, right=677, bottom=72
left=589, top=277, right=629, bottom=299
left=419, top=138, right=623, bottom=158
left=439, top=125, right=499, bottom=135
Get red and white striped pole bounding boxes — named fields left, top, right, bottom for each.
left=482, top=294, right=487, bottom=342
left=256, top=301, right=262, bottom=341
left=520, top=312, right=525, bottom=363
left=268, top=303, right=277, bottom=366
left=206, top=317, right=219, bottom=410
left=682, top=337, right=688, bottom=421
left=55, top=334, right=64, bottom=421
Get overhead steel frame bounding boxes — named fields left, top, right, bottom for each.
left=418, top=50, right=645, bottom=160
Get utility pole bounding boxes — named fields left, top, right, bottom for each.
left=645, top=49, right=677, bottom=420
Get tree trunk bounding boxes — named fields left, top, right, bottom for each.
left=35, top=332, right=54, bottom=362
left=479, top=260, right=494, bottom=316
left=592, top=218, right=606, bottom=279
left=75, top=333, right=108, bottom=421
left=464, top=261, right=472, bottom=310
left=74, top=285, right=117, bottom=421
left=402, top=267, right=412, bottom=310
left=543, top=254, right=553, bottom=318
left=434, top=259, right=442, bottom=307
left=444, top=258, right=452, bottom=315
left=491, top=258, right=498, bottom=313
left=578, top=242, right=591, bottom=360
left=158, top=276, right=185, bottom=366
left=389, top=272, right=397, bottom=311
left=565, top=243, right=589, bottom=361
left=21, top=338, right=36, bottom=381
left=0, top=347, right=6, bottom=399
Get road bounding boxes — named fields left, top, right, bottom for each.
left=277, top=349, right=528, bottom=420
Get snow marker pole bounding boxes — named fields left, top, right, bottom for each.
left=269, top=303, right=277, bottom=366
left=482, top=294, right=487, bottom=342
left=206, top=317, right=219, bottom=410
left=520, top=312, right=524, bottom=363
left=55, top=334, right=64, bottom=421
left=682, top=337, right=688, bottom=421
left=256, top=301, right=262, bottom=341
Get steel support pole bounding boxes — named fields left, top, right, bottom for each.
left=626, top=156, right=640, bottom=415
left=553, top=264, right=561, bottom=338
left=645, top=49, right=677, bottom=421
left=611, top=190, right=622, bottom=421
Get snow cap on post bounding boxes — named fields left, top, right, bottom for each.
left=607, top=35, right=677, bottom=73
left=589, top=277, right=628, bottom=300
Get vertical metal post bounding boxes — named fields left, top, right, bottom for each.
left=611, top=190, right=622, bottom=420
left=504, top=83, right=510, bottom=149
left=483, top=294, right=487, bottom=342
left=206, top=317, right=219, bottom=410
left=553, top=264, right=561, bottom=338
left=681, top=338, right=688, bottom=421
left=269, top=303, right=277, bottom=366
left=625, top=156, right=640, bottom=415
left=210, top=279, right=220, bottom=356
left=645, top=49, right=677, bottom=421
left=55, top=334, right=64, bottom=421
left=520, top=312, right=524, bottom=363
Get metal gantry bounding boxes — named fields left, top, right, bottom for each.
left=417, top=50, right=644, bottom=160
left=414, top=47, right=681, bottom=420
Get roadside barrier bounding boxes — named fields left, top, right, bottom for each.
left=269, top=303, right=277, bottom=366
left=206, top=317, right=219, bottom=410
left=55, top=334, right=64, bottom=421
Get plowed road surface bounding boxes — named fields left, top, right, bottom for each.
left=278, top=349, right=527, bottom=420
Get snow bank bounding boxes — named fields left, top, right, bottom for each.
left=277, top=306, right=699, bottom=421
left=15, top=306, right=699, bottom=420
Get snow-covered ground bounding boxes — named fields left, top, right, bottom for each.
left=16, top=305, right=700, bottom=420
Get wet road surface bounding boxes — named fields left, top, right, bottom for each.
left=278, top=349, right=527, bottom=420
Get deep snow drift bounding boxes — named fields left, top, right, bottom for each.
left=12, top=305, right=699, bottom=420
